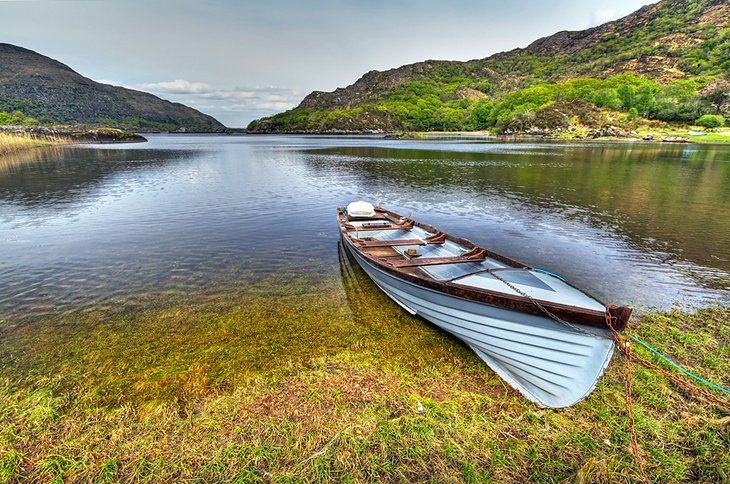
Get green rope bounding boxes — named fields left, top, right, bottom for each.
left=532, top=268, right=565, bottom=281
left=629, top=334, right=730, bottom=395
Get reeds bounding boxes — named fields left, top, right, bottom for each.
left=0, top=131, right=52, bottom=156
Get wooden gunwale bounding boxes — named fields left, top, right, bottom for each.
left=338, top=207, right=631, bottom=331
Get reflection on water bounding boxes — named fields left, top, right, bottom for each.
left=302, top=141, right=730, bottom=306
left=305, top=143, right=730, bottom=272
left=0, top=145, right=196, bottom=207
left=0, top=135, right=728, bottom=321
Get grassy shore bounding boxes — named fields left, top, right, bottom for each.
left=0, top=128, right=145, bottom=160
left=637, top=127, right=730, bottom=144
left=0, top=265, right=728, bottom=482
left=402, top=127, right=730, bottom=144
left=0, top=132, right=51, bottom=157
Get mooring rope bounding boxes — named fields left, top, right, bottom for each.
left=628, top=334, right=730, bottom=395
left=489, top=272, right=730, bottom=481
left=605, top=314, right=650, bottom=483
left=490, top=271, right=730, bottom=405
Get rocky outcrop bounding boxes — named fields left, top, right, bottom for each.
left=588, top=126, right=630, bottom=138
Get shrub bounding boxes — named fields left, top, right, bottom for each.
left=695, top=114, right=725, bottom=128
left=0, top=110, right=38, bottom=126
left=534, top=104, right=569, bottom=129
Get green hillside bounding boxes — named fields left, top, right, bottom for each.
left=248, top=0, right=729, bottom=133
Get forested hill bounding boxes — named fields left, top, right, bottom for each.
left=248, top=0, right=729, bottom=133
left=0, top=44, right=226, bottom=131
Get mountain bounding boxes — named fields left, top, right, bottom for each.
left=0, top=43, right=226, bottom=131
left=248, top=0, right=729, bottom=133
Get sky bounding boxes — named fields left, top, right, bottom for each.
left=2, top=0, right=658, bottom=127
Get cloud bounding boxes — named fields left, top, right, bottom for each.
left=94, top=78, right=303, bottom=127
left=138, top=79, right=213, bottom=94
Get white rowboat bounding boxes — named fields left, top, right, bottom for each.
left=337, top=203, right=632, bottom=408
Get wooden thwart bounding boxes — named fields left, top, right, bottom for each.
left=343, top=218, right=414, bottom=232
left=347, top=213, right=389, bottom=221
left=344, top=222, right=412, bottom=232
left=386, top=248, right=487, bottom=268
left=355, top=238, right=426, bottom=247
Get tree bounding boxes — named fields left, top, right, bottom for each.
left=617, top=84, right=636, bottom=110
left=699, top=80, right=730, bottom=116
left=470, top=100, right=493, bottom=130
left=590, top=89, right=623, bottom=110
left=635, top=86, right=655, bottom=115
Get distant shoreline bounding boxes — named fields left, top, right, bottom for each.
left=394, top=130, right=730, bottom=145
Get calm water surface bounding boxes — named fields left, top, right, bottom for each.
left=1, top=134, right=729, bottom=320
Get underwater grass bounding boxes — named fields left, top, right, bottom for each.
left=0, top=263, right=728, bottom=482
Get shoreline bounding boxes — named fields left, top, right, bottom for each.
left=393, top=127, right=730, bottom=144
left=1, top=128, right=727, bottom=481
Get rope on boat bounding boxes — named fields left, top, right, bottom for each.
left=629, top=334, right=730, bottom=395
left=532, top=268, right=565, bottom=281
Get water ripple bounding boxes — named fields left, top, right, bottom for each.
left=1, top=135, right=729, bottom=320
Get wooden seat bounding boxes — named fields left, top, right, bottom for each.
left=353, top=230, right=446, bottom=247
left=355, top=238, right=426, bottom=247
left=386, top=248, right=487, bottom=268
left=344, top=221, right=414, bottom=232
left=347, top=213, right=389, bottom=221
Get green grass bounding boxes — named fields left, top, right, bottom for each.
left=644, top=126, right=730, bottom=143
left=0, top=266, right=728, bottom=482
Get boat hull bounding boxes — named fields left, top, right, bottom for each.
left=342, top=239, right=615, bottom=408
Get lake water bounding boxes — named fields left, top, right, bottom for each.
left=1, top=134, right=729, bottom=321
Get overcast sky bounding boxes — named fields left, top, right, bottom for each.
left=2, top=0, right=657, bottom=127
